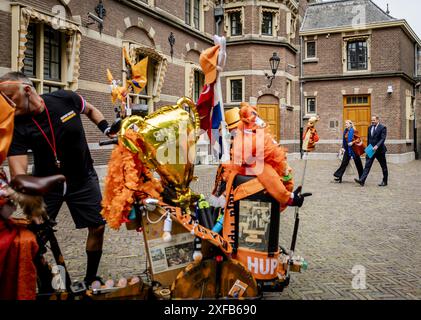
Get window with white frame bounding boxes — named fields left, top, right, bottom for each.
left=306, top=41, right=316, bottom=59
left=228, top=78, right=244, bottom=103
left=185, top=0, right=201, bottom=30
left=347, top=40, right=368, bottom=71
left=306, top=97, right=316, bottom=114
left=230, top=10, right=242, bottom=36
left=262, top=11, right=273, bottom=36
left=261, top=7, right=278, bottom=36
left=22, top=23, right=66, bottom=93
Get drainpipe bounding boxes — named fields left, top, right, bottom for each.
left=415, top=82, right=420, bottom=160
left=299, top=35, right=304, bottom=159
left=413, top=43, right=420, bottom=160
left=214, top=4, right=224, bottom=36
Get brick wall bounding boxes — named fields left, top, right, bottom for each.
left=399, top=28, right=416, bottom=77
left=303, top=27, right=416, bottom=77
left=371, top=27, right=401, bottom=73
left=416, top=88, right=421, bottom=158
left=155, top=0, right=185, bottom=22
left=17, top=0, right=64, bottom=14
left=78, top=37, right=121, bottom=84
left=303, top=77, right=414, bottom=154
left=303, top=33, right=343, bottom=76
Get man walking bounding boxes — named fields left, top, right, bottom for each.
left=355, top=116, right=389, bottom=187
left=0, top=72, right=113, bottom=285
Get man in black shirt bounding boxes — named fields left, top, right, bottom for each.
left=0, top=72, right=113, bottom=285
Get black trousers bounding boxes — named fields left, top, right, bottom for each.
left=360, top=151, right=388, bottom=183
left=334, top=151, right=364, bottom=179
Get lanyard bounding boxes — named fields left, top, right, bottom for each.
left=32, top=99, right=60, bottom=168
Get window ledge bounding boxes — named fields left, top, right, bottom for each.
left=344, top=70, right=370, bottom=74
left=303, top=58, right=319, bottom=63
left=225, top=102, right=242, bottom=107
left=303, top=113, right=317, bottom=119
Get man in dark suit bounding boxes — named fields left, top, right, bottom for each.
left=355, top=116, right=388, bottom=187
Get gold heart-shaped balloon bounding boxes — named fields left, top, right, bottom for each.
left=119, top=97, right=201, bottom=208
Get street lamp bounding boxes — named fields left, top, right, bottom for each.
left=265, top=52, right=280, bottom=88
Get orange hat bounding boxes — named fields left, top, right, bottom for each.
left=200, top=45, right=220, bottom=85
left=225, top=107, right=240, bottom=130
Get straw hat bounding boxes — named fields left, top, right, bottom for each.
left=225, top=107, right=240, bottom=130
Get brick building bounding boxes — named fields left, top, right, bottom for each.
left=0, top=0, right=420, bottom=165
left=0, top=0, right=219, bottom=165
left=218, top=0, right=308, bottom=153
left=300, top=0, right=421, bottom=163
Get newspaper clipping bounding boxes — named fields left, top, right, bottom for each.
left=238, top=200, right=271, bottom=252
left=147, top=233, right=194, bottom=274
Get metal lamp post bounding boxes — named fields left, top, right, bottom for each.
left=265, top=52, right=280, bottom=88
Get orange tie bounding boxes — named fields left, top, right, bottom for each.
left=0, top=94, right=15, bottom=165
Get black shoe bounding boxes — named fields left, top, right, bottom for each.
left=334, top=176, right=342, bottom=183
left=354, top=178, right=364, bottom=186
left=378, top=181, right=387, bottom=187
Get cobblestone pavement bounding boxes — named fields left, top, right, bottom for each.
left=47, top=159, right=421, bottom=300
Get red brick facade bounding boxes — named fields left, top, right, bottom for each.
left=0, top=0, right=419, bottom=164
left=302, top=24, right=420, bottom=159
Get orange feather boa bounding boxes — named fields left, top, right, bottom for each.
left=101, top=129, right=163, bottom=229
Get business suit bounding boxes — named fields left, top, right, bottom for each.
left=359, top=123, right=388, bottom=184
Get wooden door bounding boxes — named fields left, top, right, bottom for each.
left=257, top=104, right=280, bottom=141
left=343, top=96, right=371, bottom=146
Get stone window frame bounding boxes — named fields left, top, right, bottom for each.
left=226, top=76, right=245, bottom=104
left=185, top=0, right=205, bottom=32
left=285, top=79, right=292, bottom=106
left=305, top=40, right=317, bottom=59
left=259, top=7, right=279, bottom=37
left=11, top=4, right=82, bottom=92
left=286, top=11, right=297, bottom=41
left=124, top=41, right=168, bottom=111
left=184, top=62, right=204, bottom=101
left=342, top=35, right=372, bottom=74
left=305, top=97, right=317, bottom=116
left=131, top=0, right=154, bottom=6
left=224, top=7, right=244, bottom=38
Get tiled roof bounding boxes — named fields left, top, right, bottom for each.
left=301, top=0, right=396, bottom=31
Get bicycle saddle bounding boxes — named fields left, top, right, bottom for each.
left=9, top=174, right=65, bottom=196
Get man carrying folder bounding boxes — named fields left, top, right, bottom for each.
left=355, top=116, right=389, bottom=187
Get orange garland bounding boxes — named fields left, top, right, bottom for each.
left=101, top=129, right=163, bottom=229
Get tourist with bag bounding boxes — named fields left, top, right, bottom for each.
left=333, top=120, right=364, bottom=183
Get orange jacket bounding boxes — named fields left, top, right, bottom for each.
left=0, top=93, right=15, bottom=165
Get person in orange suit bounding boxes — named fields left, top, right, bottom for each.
left=302, top=116, right=320, bottom=152
left=0, top=89, right=38, bottom=300
left=229, top=103, right=306, bottom=210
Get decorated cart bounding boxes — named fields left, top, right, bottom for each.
left=94, top=36, right=315, bottom=300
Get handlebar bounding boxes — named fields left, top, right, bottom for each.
left=99, top=138, right=118, bottom=146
